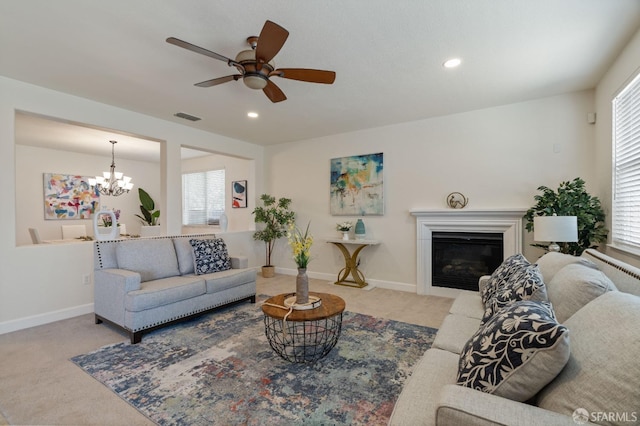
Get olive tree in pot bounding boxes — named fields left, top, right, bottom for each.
left=135, top=188, right=161, bottom=237
left=524, top=177, right=608, bottom=255
left=252, top=194, right=295, bottom=277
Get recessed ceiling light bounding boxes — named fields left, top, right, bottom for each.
left=247, top=112, right=259, bottom=118
left=443, top=58, right=462, bottom=68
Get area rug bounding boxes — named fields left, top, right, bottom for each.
left=71, top=297, right=437, bottom=425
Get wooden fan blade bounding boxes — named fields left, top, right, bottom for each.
left=274, top=68, right=336, bottom=84
left=195, top=75, right=242, bottom=87
left=166, top=37, right=239, bottom=67
left=255, top=20, right=289, bottom=65
left=263, top=79, right=287, bottom=103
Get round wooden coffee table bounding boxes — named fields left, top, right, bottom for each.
left=262, top=292, right=346, bottom=363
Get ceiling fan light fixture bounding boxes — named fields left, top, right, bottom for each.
left=243, top=74, right=268, bottom=90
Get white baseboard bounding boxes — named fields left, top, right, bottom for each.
left=275, top=267, right=417, bottom=293
left=0, top=303, right=94, bottom=336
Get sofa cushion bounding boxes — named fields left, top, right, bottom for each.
left=190, top=238, right=231, bottom=275
left=457, top=301, right=570, bottom=402
left=481, top=254, right=531, bottom=305
left=125, top=275, right=206, bottom=312
left=173, top=236, right=217, bottom=275
left=535, top=251, right=597, bottom=284
left=449, top=292, right=484, bottom=319
left=389, top=348, right=460, bottom=426
left=201, top=268, right=257, bottom=293
left=482, top=264, right=548, bottom=323
left=546, top=263, right=617, bottom=323
left=115, top=239, right=180, bottom=282
left=433, top=314, right=482, bottom=354
left=537, top=291, right=640, bottom=419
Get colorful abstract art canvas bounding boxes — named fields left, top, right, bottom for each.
left=330, top=152, right=384, bottom=215
left=43, top=173, right=100, bottom=220
left=231, top=180, right=247, bottom=208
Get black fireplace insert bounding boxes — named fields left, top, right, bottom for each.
left=432, top=232, right=504, bottom=292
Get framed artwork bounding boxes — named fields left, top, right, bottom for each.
left=330, top=152, right=384, bottom=215
left=43, top=173, right=100, bottom=220
left=232, top=180, right=248, bottom=208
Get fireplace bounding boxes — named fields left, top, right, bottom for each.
left=432, top=232, right=504, bottom=292
left=410, top=208, right=527, bottom=296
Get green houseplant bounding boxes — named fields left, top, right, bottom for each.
left=135, top=188, right=160, bottom=226
left=524, top=177, right=608, bottom=255
left=252, top=194, right=295, bottom=277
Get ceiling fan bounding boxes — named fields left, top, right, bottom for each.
left=166, top=20, right=336, bottom=103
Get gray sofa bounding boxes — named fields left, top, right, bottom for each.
left=93, top=234, right=256, bottom=344
left=390, top=248, right=640, bottom=425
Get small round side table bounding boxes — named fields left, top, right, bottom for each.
left=262, top=292, right=346, bottom=363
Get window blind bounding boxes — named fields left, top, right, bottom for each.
left=182, top=169, right=225, bottom=226
left=613, top=71, right=640, bottom=251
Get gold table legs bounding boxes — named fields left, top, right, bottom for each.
left=330, top=242, right=370, bottom=288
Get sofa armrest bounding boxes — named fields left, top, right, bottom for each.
left=95, top=268, right=141, bottom=293
left=94, top=268, right=141, bottom=327
left=436, top=385, right=575, bottom=426
left=230, top=256, right=248, bottom=269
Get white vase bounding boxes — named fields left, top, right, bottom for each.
left=342, top=232, right=349, bottom=240
left=93, top=210, right=118, bottom=241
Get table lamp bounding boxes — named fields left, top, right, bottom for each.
left=533, top=215, right=578, bottom=252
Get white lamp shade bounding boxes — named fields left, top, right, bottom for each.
left=534, top=216, right=578, bottom=242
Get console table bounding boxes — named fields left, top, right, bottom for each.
left=326, top=238, right=380, bottom=288
left=262, top=292, right=346, bottom=363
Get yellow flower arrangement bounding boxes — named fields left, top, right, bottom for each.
left=287, top=221, right=313, bottom=268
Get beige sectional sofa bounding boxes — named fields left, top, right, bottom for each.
left=390, top=249, right=640, bottom=425
left=93, top=234, right=256, bottom=344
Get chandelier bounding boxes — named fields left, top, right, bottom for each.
left=89, top=140, right=133, bottom=196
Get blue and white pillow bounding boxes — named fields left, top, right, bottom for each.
left=457, top=301, right=570, bottom=402
left=481, top=264, right=548, bottom=324
left=190, top=238, right=231, bottom=275
left=481, top=254, right=531, bottom=305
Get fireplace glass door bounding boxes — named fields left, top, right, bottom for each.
left=432, top=232, right=504, bottom=291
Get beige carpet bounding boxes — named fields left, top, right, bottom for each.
left=0, top=275, right=452, bottom=426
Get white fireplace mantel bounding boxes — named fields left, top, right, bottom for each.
left=410, top=208, right=528, bottom=297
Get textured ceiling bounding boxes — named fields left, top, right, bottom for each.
left=3, top=0, right=640, bottom=156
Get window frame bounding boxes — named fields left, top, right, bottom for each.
left=181, top=168, right=226, bottom=227
left=611, top=70, right=640, bottom=256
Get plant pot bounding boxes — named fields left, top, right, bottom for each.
left=262, top=265, right=275, bottom=278
left=140, top=225, right=161, bottom=237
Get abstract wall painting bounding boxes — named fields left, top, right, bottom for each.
left=43, top=173, right=100, bottom=220
left=330, top=152, right=384, bottom=215
left=232, top=180, right=248, bottom=208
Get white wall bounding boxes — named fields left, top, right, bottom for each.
left=181, top=153, right=254, bottom=233
left=595, top=27, right=640, bottom=267
left=15, top=145, right=160, bottom=245
left=265, top=91, right=597, bottom=290
left=0, top=76, right=264, bottom=334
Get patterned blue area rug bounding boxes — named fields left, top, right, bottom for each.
left=72, top=296, right=437, bottom=425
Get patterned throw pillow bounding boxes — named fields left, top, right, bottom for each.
left=481, top=254, right=531, bottom=305
left=457, top=301, right=570, bottom=402
left=190, top=238, right=231, bottom=275
left=482, top=264, right=548, bottom=324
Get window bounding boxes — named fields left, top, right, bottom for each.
left=612, top=72, right=640, bottom=253
left=182, top=169, right=225, bottom=226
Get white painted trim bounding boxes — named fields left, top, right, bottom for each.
left=0, top=303, right=94, bottom=335
left=410, top=208, right=528, bottom=296
left=275, top=268, right=417, bottom=293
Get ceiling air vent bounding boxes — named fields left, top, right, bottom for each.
left=174, top=112, right=201, bottom=122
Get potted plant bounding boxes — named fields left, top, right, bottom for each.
left=135, top=188, right=160, bottom=237
left=524, top=177, right=608, bottom=255
left=252, top=194, right=295, bottom=277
